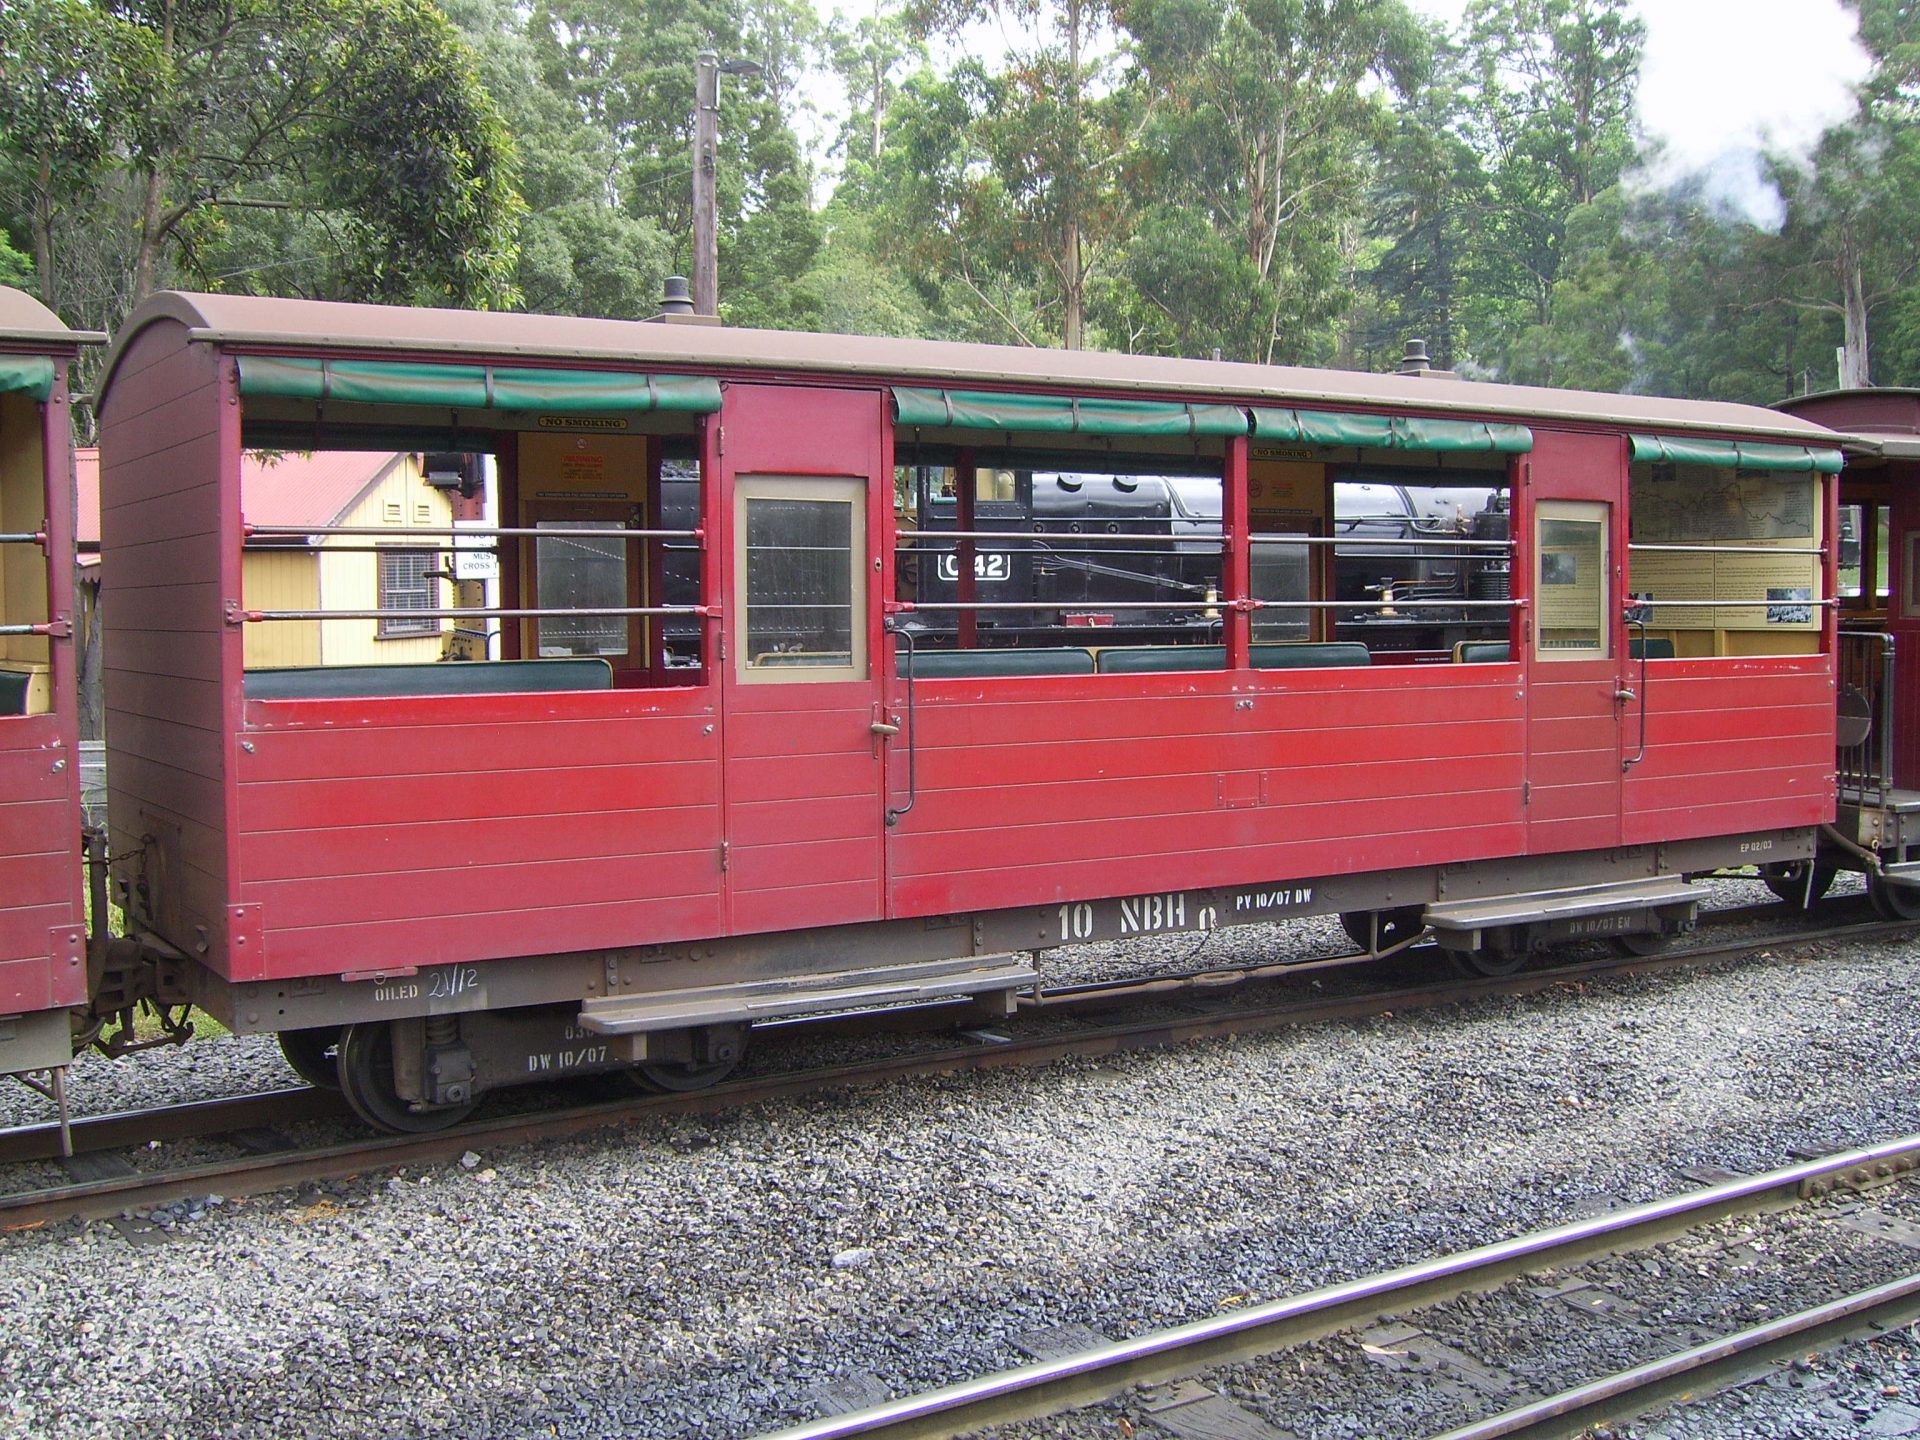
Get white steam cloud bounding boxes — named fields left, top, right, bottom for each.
left=1631, top=0, right=1874, bottom=228
left=1409, top=0, right=1876, bottom=229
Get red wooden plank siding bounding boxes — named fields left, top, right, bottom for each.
left=234, top=696, right=725, bottom=977
left=0, top=359, right=85, bottom=1007
left=723, top=696, right=886, bottom=933
left=1622, top=662, right=1833, bottom=844
left=885, top=668, right=1527, bottom=914
left=100, top=322, right=235, bottom=970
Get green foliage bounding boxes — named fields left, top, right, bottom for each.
left=528, top=0, right=822, bottom=329
left=0, top=0, right=523, bottom=330
left=1118, top=0, right=1428, bottom=362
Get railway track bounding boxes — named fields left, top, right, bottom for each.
left=751, top=1137, right=1920, bottom=1440
left=1, top=898, right=1911, bottom=1231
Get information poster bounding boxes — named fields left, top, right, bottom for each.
left=1629, top=468, right=1819, bottom=630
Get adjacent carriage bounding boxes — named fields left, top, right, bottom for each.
left=0, top=289, right=99, bottom=1101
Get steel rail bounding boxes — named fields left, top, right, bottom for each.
left=1428, top=1271, right=1920, bottom=1440
left=0, top=1086, right=346, bottom=1167
left=5, top=905, right=1913, bottom=1226
left=750, top=1137, right=1920, bottom=1440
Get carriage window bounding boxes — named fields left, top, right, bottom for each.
left=1535, top=503, right=1610, bottom=659
left=1627, top=465, right=1822, bottom=656
left=893, top=448, right=1224, bottom=654
left=736, top=477, right=866, bottom=682
left=535, top=521, right=628, bottom=657
left=1325, top=471, right=1511, bottom=657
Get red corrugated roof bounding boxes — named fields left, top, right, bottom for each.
left=76, top=448, right=404, bottom=564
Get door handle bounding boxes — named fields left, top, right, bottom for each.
left=870, top=720, right=901, bottom=737
left=1614, top=688, right=1636, bottom=703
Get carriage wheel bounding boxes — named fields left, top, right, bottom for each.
left=627, top=1025, right=747, bottom=1093
left=1869, top=872, right=1920, bottom=922
left=277, top=1027, right=342, bottom=1090
left=1451, top=945, right=1531, bottom=978
left=337, top=1021, right=475, bottom=1133
left=1337, top=907, right=1425, bottom=953
left=1760, top=861, right=1836, bottom=909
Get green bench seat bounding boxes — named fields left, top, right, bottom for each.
left=898, top=647, right=1095, bottom=678
left=1094, top=642, right=1372, bottom=674
left=0, top=669, right=30, bottom=716
left=1455, top=641, right=1511, bottom=663
left=245, top=658, right=614, bottom=700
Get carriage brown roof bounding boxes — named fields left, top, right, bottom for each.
left=0, top=286, right=103, bottom=350
left=105, top=291, right=1843, bottom=445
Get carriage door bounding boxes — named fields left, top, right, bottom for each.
left=718, top=386, right=890, bottom=934
left=1526, top=494, right=1627, bottom=853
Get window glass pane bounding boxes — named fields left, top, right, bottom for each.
left=659, top=452, right=704, bottom=668
left=1250, top=536, right=1311, bottom=640
left=1537, top=515, right=1607, bottom=656
left=746, top=498, right=854, bottom=667
left=1878, top=505, right=1892, bottom=600
left=1838, top=504, right=1863, bottom=598
left=377, top=549, right=440, bottom=637
left=536, top=520, right=627, bottom=657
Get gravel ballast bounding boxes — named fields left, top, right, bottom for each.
left=4, top=913, right=1919, bottom=1439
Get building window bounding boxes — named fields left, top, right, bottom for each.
left=378, top=548, right=439, bottom=637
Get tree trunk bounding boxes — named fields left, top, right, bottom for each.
left=1840, top=236, right=1871, bottom=388
left=1064, top=221, right=1083, bottom=350
left=1062, top=0, right=1084, bottom=351
left=32, top=157, right=57, bottom=312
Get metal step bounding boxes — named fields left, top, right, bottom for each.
left=577, top=956, right=1039, bottom=1036
left=1425, top=876, right=1699, bottom=935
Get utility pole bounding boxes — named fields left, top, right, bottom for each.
left=692, top=49, right=761, bottom=318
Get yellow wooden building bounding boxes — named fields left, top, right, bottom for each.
left=80, top=449, right=456, bottom=669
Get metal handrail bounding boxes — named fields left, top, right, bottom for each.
left=0, top=531, right=46, bottom=546
left=894, top=598, right=1521, bottom=614
left=1629, top=598, right=1837, bottom=610
left=886, top=624, right=917, bottom=828
left=1838, top=629, right=1895, bottom=806
left=899, top=531, right=1513, bottom=551
left=244, top=524, right=700, bottom=541
left=1629, top=542, right=1825, bottom=556
left=238, top=605, right=711, bottom=623
left=1623, top=617, right=1649, bottom=771
left=896, top=530, right=1213, bottom=546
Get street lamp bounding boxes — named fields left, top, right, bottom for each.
left=693, top=49, right=763, bottom=319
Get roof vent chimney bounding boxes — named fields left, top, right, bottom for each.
left=648, top=274, right=722, bottom=325
left=1395, top=336, right=1456, bottom=379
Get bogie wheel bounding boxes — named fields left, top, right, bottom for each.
left=336, top=1021, right=476, bottom=1134
left=278, top=1027, right=342, bottom=1090
left=627, top=1024, right=748, bottom=1093
left=1450, top=945, right=1531, bottom=978
left=629, top=1054, right=745, bottom=1093
left=1760, top=861, right=1836, bottom=909
left=1869, top=872, right=1920, bottom=922
left=1611, top=928, right=1672, bottom=957
left=1338, top=907, right=1426, bottom=953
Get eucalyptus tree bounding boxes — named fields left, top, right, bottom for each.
left=1, top=0, right=522, bottom=328
left=1456, top=0, right=1643, bottom=378
left=1116, top=0, right=1428, bottom=364
left=527, top=0, right=822, bottom=327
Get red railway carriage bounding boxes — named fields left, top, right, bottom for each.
left=0, top=289, right=99, bottom=1090
left=88, top=292, right=1845, bottom=1129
